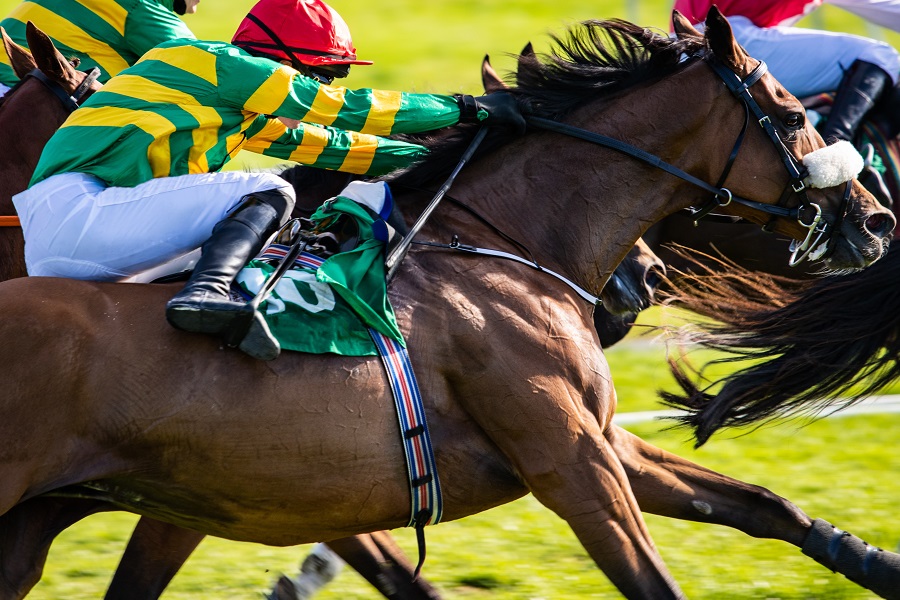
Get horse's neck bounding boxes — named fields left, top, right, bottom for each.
left=448, top=86, right=716, bottom=296
left=0, top=88, right=69, bottom=280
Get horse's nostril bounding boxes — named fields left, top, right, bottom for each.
left=865, top=211, right=897, bottom=238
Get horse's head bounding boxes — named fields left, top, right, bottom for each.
left=1, top=22, right=102, bottom=113
left=674, top=8, right=894, bottom=271
left=600, top=237, right=665, bottom=316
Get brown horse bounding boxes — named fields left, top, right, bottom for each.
left=1, top=10, right=897, bottom=600
left=0, top=23, right=664, bottom=600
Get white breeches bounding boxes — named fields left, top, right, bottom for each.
left=728, top=15, right=900, bottom=97
left=13, top=170, right=295, bottom=281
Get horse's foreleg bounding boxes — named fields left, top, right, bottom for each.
left=326, top=532, right=442, bottom=599
left=0, top=497, right=111, bottom=600
left=606, top=425, right=812, bottom=542
left=521, top=433, right=685, bottom=599
left=104, top=518, right=205, bottom=600
left=607, top=425, right=900, bottom=599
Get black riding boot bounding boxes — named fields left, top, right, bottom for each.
left=820, top=60, right=891, bottom=143
left=166, top=188, right=294, bottom=361
left=870, top=78, right=900, bottom=139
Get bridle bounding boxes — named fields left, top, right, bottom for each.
left=0, top=65, right=99, bottom=228
left=527, top=55, right=848, bottom=266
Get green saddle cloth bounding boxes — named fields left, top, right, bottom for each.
left=235, top=195, right=403, bottom=357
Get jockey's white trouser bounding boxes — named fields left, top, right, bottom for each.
left=13, top=170, right=295, bottom=281
left=727, top=16, right=900, bottom=97
left=0, top=83, right=10, bottom=97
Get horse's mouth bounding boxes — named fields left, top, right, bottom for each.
left=823, top=226, right=890, bottom=270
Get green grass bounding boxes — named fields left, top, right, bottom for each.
left=29, top=413, right=900, bottom=599
left=7, top=1, right=900, bottom=598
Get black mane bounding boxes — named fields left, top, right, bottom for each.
left=388, top=19, right=706, bottom=190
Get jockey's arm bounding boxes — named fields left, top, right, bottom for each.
left=219, top=54, right=463, bottom=137
left=243, top=118, right=428, bottom=176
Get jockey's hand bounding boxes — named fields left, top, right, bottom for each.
left=456, top=92, right=526, bottom=134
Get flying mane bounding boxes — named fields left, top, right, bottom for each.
left=388, top=19, right=707, bottom=189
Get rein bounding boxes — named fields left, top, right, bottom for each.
left=526, top=57, right=838, bottom=266
left=0, top=66, right=100, bottom=229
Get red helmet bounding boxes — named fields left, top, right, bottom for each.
left=232, top=0, right=372, bottom=67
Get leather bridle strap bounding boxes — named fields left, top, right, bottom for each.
left=525, top=115, right=801, bottom=221
left=26, top=66, right=100, bottom=113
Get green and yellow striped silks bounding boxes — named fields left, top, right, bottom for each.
left=31, top=39, right=460, bottom=188
left=0, top=0, right=194, bottom=86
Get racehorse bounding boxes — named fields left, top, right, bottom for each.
left=1, top=9, right=897, bottom=600
left=0, top=22, right=663, bottom=600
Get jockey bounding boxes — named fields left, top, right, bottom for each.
left=0, top=0, right=198, bottom=93
left=13, top=0, right=524, bottom=361
left=671, top=0, right=900, bottom=144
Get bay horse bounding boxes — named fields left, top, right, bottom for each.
left=0, top=22, right=663, bottom=600
left=2, top=9, right=898, bottom=600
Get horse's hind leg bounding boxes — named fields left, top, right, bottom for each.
left=327, top=532, right=442, bottom=599
left=104, top=518, right=205, bottom=600
left=607, top=424, right=900, bottom=599
left=271, top=533, right=441, bottom=600
left=0, top=497, right=111, bottom=600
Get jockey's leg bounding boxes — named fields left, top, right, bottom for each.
left=165, top=186, right=294, bottom=361
left=820, top=60, right=891, bottom=143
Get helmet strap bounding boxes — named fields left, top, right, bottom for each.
left=245, top=14, right=311, bottom=71
left=240, top=13, right=354, bottom=71
left=173, top=0, right=186, bottom=15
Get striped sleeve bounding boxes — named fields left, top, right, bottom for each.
left=216, top=49, right=462, bottom=137
left=243, top=120, right=428, bottom=176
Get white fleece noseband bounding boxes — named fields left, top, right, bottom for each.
left=802, top=140, right=864, bottom=189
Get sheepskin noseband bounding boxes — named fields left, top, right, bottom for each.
left=802, top=141, right=864, bottom=189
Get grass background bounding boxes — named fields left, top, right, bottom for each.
left=4, top=0, right=900, bottom=597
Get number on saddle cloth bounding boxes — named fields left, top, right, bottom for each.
left=233, top=181, right=406, bottom=357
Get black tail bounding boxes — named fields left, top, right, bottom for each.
left=658, top=246, right=900, bottom=446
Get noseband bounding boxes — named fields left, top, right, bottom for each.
left=0, top=66, right=99, bottom=228
left=527, top=55, right=847, bottom=266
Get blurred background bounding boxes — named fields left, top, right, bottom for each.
left=4, top=0, right=900, bottom=597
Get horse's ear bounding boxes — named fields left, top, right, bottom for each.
left=671, top=10, right=702, bottom=39
left=704, top=6, right=747, bottom=68
left=515, top=42, right=535, bottom=86
left=2, top=27, right=36, bottom=79
left=25, top=21, right=75, bottom=83
left=481, top=54, right=507, bottom=93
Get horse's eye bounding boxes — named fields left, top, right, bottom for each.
left=784, top=112, right=804, bottom=130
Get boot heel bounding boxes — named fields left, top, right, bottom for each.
left=236, top=311, right=281, bottom=361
